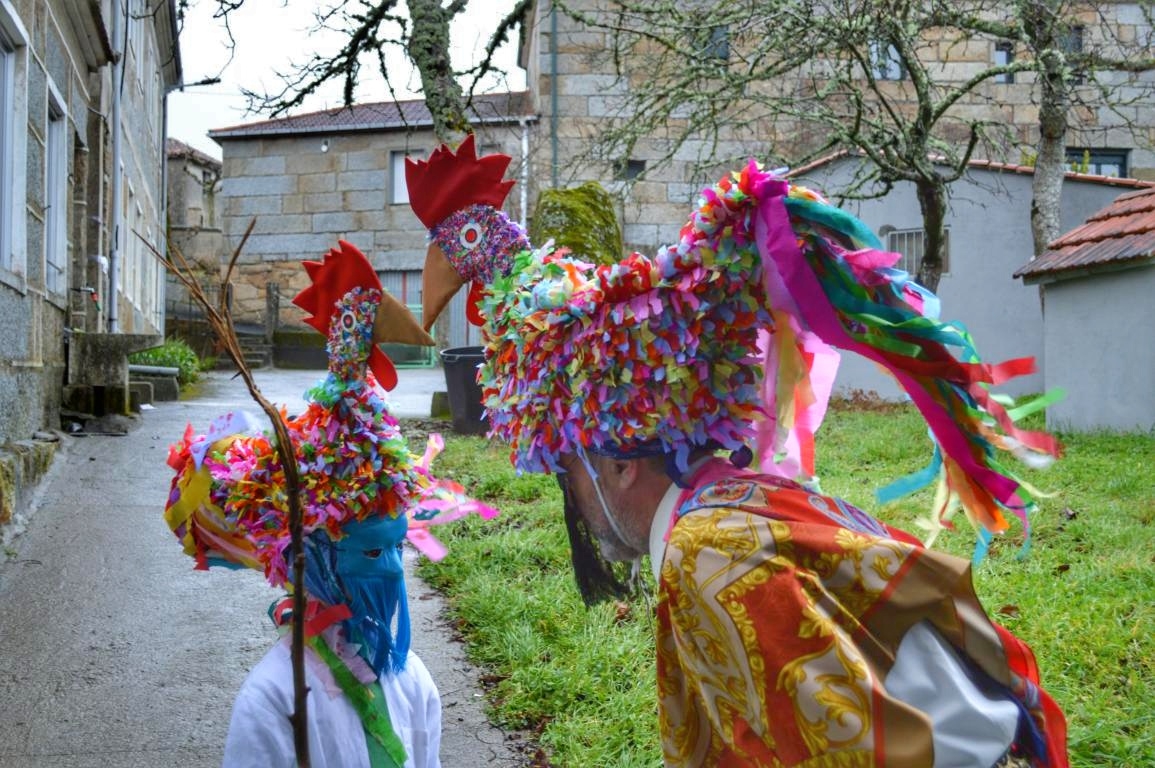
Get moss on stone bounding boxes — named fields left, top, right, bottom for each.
left=274, top=328, right=327, bottom=349
left=18, top=441, right=56, bottom=477
left=273, top=327, right=328, bottom=370
left=0, top=440, right=59, bottom=528
left=0, top=455, right=14, bottom=526
left=529, top=182, right=622, bottom=266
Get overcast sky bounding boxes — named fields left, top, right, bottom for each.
left=167, top=0, right=524, bottom=159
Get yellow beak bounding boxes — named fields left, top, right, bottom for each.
left=373, top=289, right=435, bottom=347
left=421, top=243, right=465, bottom=333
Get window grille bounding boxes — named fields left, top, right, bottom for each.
left=886, top=227, right=950, bottom=276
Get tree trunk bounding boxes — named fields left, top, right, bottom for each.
left=1031, top=54, right=1069, bottom=257
left=914, top=179, right=948, bottom=293
left=408, top=0, right=472, bottom=350
left=408, top=0, right=471, bottom=144
left=1020, top=0, right=1069, bottom=257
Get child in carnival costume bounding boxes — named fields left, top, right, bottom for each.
left=163, top=241, right=495, bottom=768
left=406, top=138, right=1068, bottom=767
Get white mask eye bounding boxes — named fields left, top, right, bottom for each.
left=340, top=308, right=357, bottom=331
left=459, top=221, right=483, bottom=250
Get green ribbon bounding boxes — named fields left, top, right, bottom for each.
left=308, top=636, right=409, bottom=768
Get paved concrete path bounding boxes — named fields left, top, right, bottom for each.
left=0, top=367, right=527, bottom=767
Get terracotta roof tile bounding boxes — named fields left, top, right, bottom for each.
left=208, top=91, right=534, bottom=139
left=1015, top=186, right=1155, bottom=280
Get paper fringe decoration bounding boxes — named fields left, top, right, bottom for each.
left=164, top=240, right=496, bottom=587
left=478, top=161, right=1061, bottom=557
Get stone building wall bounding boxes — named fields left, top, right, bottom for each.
left=1, top=0, right=105, bottom=448
left=0, top=0, right=174, bottom=532
left=165, top=141, right=225, bottom=330
left=215, top=125, right=528, bottom=333
left=526, top=4, right=713, bottom=254
left=525, top=0, right=1155, bottom=260
left=108, top=0, right=171, bottom=336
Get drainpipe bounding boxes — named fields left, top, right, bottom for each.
left=550, top=2, right=558, bottom=189
left=519, top=118, right=529, bottom=229
left=158, top=89, right=170, bottom=332
left=107, top=0, right=125, bottom=332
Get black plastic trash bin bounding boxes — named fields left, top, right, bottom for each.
left=439, top=346, right=488, bottom=435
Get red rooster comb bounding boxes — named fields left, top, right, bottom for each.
left=405, top=133, right=515, bottom=229
left=292, top=240, right=382, bottom=336
left=291, top=241, right=401, bottom=389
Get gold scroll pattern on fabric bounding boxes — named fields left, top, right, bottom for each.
left=656, top=481, right=925, bottom=767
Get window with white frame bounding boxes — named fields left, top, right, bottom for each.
left=123, top=183, right=136, bottom=306
left=146, top=225, right=161, bottom=327
left=0, top=18, right=18, bottom=275
left=45, top=89, right=68, bottom=294
left=132, top=200, right=143, bottom=304
left=886, top=227, right=950, bottom=276
left=390, top=150, right=412, bottom=204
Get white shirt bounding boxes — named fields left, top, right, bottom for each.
left=223, top=639, right=441, bottom=768
left=647, top=478, right=682, bottom=583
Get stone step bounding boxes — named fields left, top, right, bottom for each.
left=213, top=335, right=274, bottom=370
left=216, top=354, right=271, bottom=370
left=130, top=374, right=180, bottom=401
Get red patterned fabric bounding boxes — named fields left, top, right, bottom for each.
left=654, top=467, right=1068, bottom=767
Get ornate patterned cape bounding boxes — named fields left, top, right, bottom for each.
left=655, top=466, right=1067, bottom=767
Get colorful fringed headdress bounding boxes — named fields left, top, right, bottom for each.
left=162, top=241, right=495, bottom=588
left=409, top=146, right=1061, bottom=554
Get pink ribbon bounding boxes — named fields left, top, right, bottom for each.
left=753, top=183, right=1021, bottom=506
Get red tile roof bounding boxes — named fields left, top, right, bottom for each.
left=1015, top=186, right=1155, bottom=280
left=208, top=91, right=534, bottom=140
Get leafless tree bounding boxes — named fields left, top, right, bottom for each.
left=179, top=0, right=531, bottom=143
left=176, top=0, right=532, bottom=348
left=944, top=1, right=1155, bottom=254
left=555, top=0, right=1155, bottom=288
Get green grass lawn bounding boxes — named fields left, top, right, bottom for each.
left=416, top=403, right=1155, bottom=767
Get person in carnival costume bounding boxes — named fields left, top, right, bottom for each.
left=163, top=241, right=495, bottom=768
left=405, top=137, right=1069, bottom=767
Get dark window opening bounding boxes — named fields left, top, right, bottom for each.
left=1059, top=25, right=1086, bottom=85
left=615, top=159, right=646, bottom=181
left=705, top=25, right=729, bottom=61
left=994, top=42, right=1015, bottom=84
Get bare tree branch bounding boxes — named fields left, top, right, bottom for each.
left=553, top=0, right=1155, bottom=287
left=144, top=220, right=313, bottom=767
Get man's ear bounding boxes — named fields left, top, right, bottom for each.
left=614, top=458, right=641, bottom=490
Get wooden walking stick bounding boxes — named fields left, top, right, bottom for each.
left=146, top=220, right=312, bottom=766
